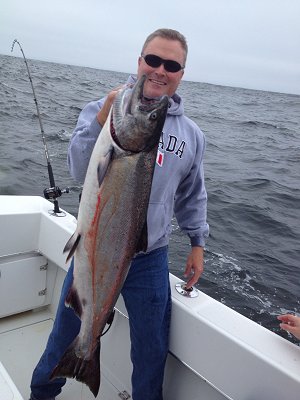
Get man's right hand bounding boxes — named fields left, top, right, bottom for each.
left=96, top=86, right=124, bottom=126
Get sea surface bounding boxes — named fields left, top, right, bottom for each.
left=0, top=53, right=299, bottom=343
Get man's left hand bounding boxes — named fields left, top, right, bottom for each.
left=184, top=246, right=204, bottom=289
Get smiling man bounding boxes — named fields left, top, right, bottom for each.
left=138, top=34, right=186, bottom=98
left=30, top=28, right=209, bottom=400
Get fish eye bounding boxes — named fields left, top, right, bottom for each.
left=150, top=112, right=157, bottom=120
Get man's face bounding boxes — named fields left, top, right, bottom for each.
left=137, top=37, right=185, bottom=98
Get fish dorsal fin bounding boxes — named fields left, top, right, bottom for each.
left=135, top=220, right=148, bottom=253
left=63, top=232, right=81, bottom=262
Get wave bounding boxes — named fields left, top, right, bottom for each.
left=238, top=120, right=296, bottom=135
left=56, top=129, right=72, bottom=141
left=240, top=120, right=280, bottom=129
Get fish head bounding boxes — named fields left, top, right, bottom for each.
left=112, top=75, right=169, bottom=153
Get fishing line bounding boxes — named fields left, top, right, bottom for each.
left=11, top=39, right=69, bottom=216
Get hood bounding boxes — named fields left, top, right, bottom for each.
left=127, top=75, right=184, bottom=117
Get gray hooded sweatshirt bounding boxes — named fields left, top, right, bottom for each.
left=68, top=76, right=209, bottom=253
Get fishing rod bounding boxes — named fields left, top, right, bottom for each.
left=11, top=39, right=69, bottom=215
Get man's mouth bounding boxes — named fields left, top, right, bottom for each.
left=149, top=78, right=166, bottom=86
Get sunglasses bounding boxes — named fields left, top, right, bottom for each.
left=141, top=54, right=184, bottom=73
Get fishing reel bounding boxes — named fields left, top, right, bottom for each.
left=43, top=186, right=69, bottom=200
left=44, top=186, right=70, bottom=216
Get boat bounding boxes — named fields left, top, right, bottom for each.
left=0, top=194, right=299, bottom=400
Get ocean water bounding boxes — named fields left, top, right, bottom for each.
left=0, top=53, right=299, bottom=343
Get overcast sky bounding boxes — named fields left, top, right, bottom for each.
left=1, top=0, right=299, bottom=95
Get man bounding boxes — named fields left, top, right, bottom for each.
left=30, top=28, right=209, bottom=400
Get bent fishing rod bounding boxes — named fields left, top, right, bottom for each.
left=11, top=39, right=69, bottom=215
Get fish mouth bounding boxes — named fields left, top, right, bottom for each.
left=141, top=95, right=159, bottom=104
left=139, top=95, right=167, bottom=111
left=126, top=75, right=169, bottom=114
left=111, top=75, right=169, bottom=153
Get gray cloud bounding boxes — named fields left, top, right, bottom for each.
left=1, top=0, right=299, bottom=94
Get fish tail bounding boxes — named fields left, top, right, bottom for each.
left=50, top=339, right=101, bottom=398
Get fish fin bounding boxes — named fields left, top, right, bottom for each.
left=97, top=146, right=113, bottom=187
left=65, top=285, right=82, bottom=318
left=50, top=338, right=101, bottom=398
left=63, top=233, right=81, bottom=262
left=135, top=220, right=148, bottom=253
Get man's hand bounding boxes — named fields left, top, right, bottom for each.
left=96, top=86, right=124, bottom=126
left=184, top=246, right=204, bottom=289
left=278, top=314, right=300, bottom=340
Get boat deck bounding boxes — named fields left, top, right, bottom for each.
left=0, top=307, right=101, bottom=400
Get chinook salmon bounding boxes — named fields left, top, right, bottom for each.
left=51, top=75, right=169, bottom=397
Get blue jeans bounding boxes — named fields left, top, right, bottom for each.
left=30, top=246, right=171, bottom=400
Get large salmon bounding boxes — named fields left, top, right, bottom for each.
left=51, top=75, right=169, bottom=397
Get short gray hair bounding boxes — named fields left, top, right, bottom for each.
left=141, top=28, right=188, bottom=65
